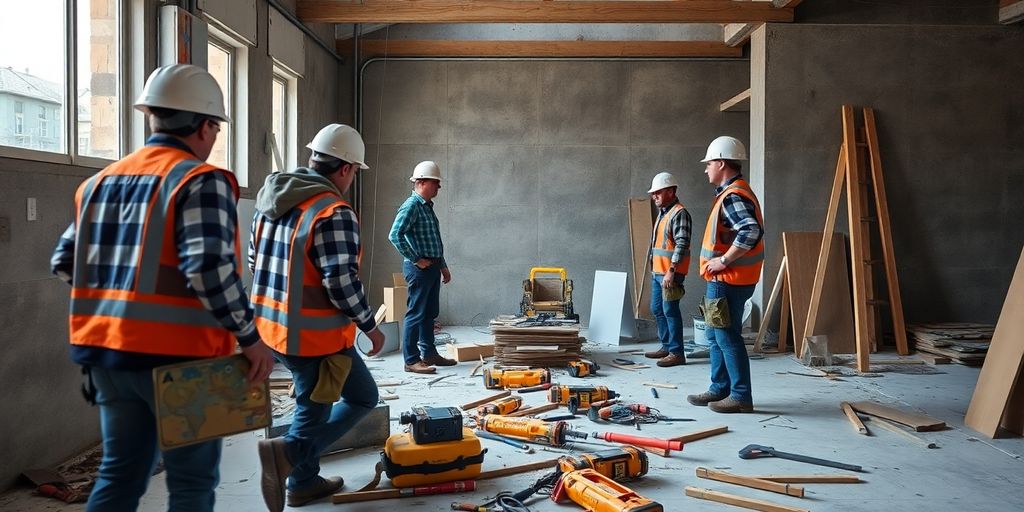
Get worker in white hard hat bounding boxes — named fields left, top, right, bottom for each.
left=687, top=136, right=765, bottom=414
left=249, top=123, right=384, bottom=511
left=388, top=160, right=457, bottom=374
left=50, top=64, right=275, bottom=511
left=644, top=172, right=693, bottom=368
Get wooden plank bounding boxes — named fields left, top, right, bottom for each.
left=724, top=23, right=760, bottom=47
left=849, top=401, right=946, bottom=432
left=477, top=458, right=559, bottom=480
left=1000, top=0, right=1024, bottom=24
left=461, top=391, right=511, bottom=411
left=784, top=232, right=855, bottom=356
left=840, top=401, right=868, bottom=435
left=755, top=256, right=787, bottom=352
left=695, top=467, right=805, bottom=498
left=748, top=474, right=862, bottom=484
left=339, top=39, right=743, bottom=58
left=301, top=1, right=796, bottom=24
left=642, top=425, right=729, bottom=457
left=685, top=486, right=810, bottom=512
left=628, top=197, right=655, bottom=320
left=916, top=353, right=952, bottom=365
left=854, top=132, right=879, bottom=352
left=720, top=88, right=751, bottom=112
left=446, top=342, right=495, bottom=362
left=842, top=105, right=871, bottom=372
left=865, top=416, right=938, bottom=449
left=779, top=276, right=790, bottom=352
left=965, top=246, right=1024, bottom=437
left=507, top=403, right=559, bottom=417
left=863, top=107, right=909, bottom=355
left=804, top=146, right=845, bottom=344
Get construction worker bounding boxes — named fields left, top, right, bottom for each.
left=687, top=136, right=764, bottom=414
left=249, top=123, right=384, bottom=511
left=388, top=160, right=457, bottom=374
left=49, top=64, right=275, bottom=512
left=644, top=172, right=692, bottom=368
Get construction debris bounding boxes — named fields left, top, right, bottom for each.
left=490, top=316, right=584, bottom=367
left=907, top=323, right=994, bottom=366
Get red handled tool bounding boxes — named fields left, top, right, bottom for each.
left=592, top=431, right=684, bottom=452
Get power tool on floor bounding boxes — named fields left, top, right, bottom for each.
left=482, top=368, right=551, bottom=389
left=398, top=406, right=463, bottom=444
left=567, top=360, right=599, bottom=378
left=558, top=446, right=649, bottom=481
left=477, top=415, right=588, bottom=447
left=475, top=395, right=523, bottom=417
left=552, top=468, right=662, bottom=512
left=548, top=385, right=618, bottom=414
left=588, top=403, right=695, bottom=424
left=520, top=267, right=578, bottom=321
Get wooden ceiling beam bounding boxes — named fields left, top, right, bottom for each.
left=1000, top=0, right=1024, bottom=24
left=339, top=39, right=744, bottom=58
left=723, top=23, right=761, bottom=47
left=300, top=1, right=794, bottom=24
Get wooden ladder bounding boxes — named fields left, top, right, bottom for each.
left=804, top=105, right=908, bottom=372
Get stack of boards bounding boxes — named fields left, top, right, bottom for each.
left=490, top=316, right=583, bottom=367
left=908, top=323, right=994, bottom=366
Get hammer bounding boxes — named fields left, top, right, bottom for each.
left=738, top=444, right=863, bottom=472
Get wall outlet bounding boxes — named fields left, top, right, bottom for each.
left=0, top=217, right=10, bottom=242
left=27, top=198, right=37, bottom=222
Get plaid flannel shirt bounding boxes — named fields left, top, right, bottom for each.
left=388, top=192, right=447, bottom=268
left=714, top=175, right=763, bottom=250
left=656, top=198, right=693, bottom=266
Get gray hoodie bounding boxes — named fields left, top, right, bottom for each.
left=254, top=167, right=342, bottom=220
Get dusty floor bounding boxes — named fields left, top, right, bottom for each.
left=3, top=326, right=1022, bottom=511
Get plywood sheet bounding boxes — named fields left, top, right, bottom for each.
left=588, top=271, right=635, bottom=344
left=627, top=198, right=655, bottom=320
left=966, top=247, right=1024, bottom=438
left=783, top=232, right=855, bottom=356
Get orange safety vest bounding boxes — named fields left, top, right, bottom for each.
left=651, top=202, right=690, bottom=275
left=699, top=179, right=765, bottom=285
left=250, top=192, right=357, bottom=356
left=69, top=146, right=240, bottom=357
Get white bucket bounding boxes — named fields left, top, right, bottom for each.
left=693, top=316, right=709, bottom=346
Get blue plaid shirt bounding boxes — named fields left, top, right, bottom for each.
left=388, top=192, right=447, bottom=268
left=52, top=135, right=259, bottom=369
left=715, top=175, right=763, bottom=250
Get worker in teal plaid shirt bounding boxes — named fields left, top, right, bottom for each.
left=388, top=161, right=457, bottom=374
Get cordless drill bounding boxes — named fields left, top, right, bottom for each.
left=476, top=395, right=523, bottom=417
left=548, top=385, right=618, bottom=414
left=477, top=415, right=588, bottom=447
left=558, top=446, right=649, bottom=481
left=567, top=360, right=599, bottom=378
left=482, top=368, right=551, bottom=389
left=552, top=469, right=662, bottom=512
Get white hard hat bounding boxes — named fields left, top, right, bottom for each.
left=134, top=64, right=230, bottom=122
left=647, top=172, right=678, bottom=193
left=409, top=161, right=442, bottom=182
left=307, top=124, right=369, bottom=169
left=701, top=136, right=748, bottom=162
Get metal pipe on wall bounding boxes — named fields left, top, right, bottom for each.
left=266, top=0, right=344, bottom=62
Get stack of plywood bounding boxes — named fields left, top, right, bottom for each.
left=908, top=323, right=994, bottom=366
left=490, top=316, right=583, bottom=367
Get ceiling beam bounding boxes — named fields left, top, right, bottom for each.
left=339, top=39, right=744, bottom=58
left=720, top=88, right=750, bottom=112
left=723, top=23, right=761, bottom=47
left=773, top=0, right=804, bottom=7
left=1001, top=0, right=1024, bottom=24
left=299, top=1, right=794, bottom=24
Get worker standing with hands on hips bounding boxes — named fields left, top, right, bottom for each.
left=50, top=64, right=275, bottom=512
left=388, top=161, right=457, bottom=374
left=688, top=136, right=764, bottom=414
left=644, top=171, right=692, bottom=368
left=249, top=123, right=384, bottom=511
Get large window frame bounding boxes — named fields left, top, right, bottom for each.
left=271, top=65, right=297, bottom=174
left=205, top=24, right=249, bottom=189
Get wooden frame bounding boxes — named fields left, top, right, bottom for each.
left=720, top=88, right=751, bottom=112
left=724, top=23, right=760, bottom=47
left=338, top=39, right=743, bottom=58
left=1000, top=0, right=1024, bottom=24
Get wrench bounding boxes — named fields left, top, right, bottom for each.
left=738, top=444, right=863, bottom=472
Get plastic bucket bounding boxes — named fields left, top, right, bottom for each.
left=693, top=316, right=709, bottom=346
left=355, top=321, right=401, bottom=356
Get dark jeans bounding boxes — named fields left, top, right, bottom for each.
left=650, top=273, right=686, bottom=355
left=274, top=346, right=378, bottom=490
left=402, top=259, right=442, bottom=364
left=705, top=280, right=756, bottom=403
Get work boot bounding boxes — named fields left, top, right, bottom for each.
left=423, top=354, right=458, bottom=366
left=287, top=476, right=344, bottom=507
left=258, top=438, right=293, bottom=512
left=657, top=353, right=687, bottom=367
left=644, top=348, right=669, bottom=359
left=708, top=396, right=754, bottom=414
left=404, top=361, right=437, bottom=374
left=686, top=391, right=728, bottom=406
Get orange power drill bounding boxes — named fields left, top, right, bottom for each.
left=477, top=415, right=588, bottom=447
left=552, top=469, right=662, bottom=512
left=558, top=446, right=649, bottom=481
left=476, top=395, right=523, bottom=416
left=548, top=385, right=618, bottom=414
left=482, top=368, right=551, bottom=389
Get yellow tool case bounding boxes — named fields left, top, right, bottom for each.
left=381, top=427, right=487, bottom=488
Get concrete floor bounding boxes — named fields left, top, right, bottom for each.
left=3, top=326, right=1023, bottom=511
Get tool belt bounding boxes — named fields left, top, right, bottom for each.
left=699, top=296, right=730, bottom=329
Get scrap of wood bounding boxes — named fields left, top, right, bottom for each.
left=428, top=374, right=454, bottom=387
left=871, top=359, right=925, bottom=365
left=865, top=416, right=937, bottom=449
left=462, top=391, right=512, bottom=411
left=468, top=361, right=484, bottom=377
left=746, top=474, right=862, bottom=484
left=375, top=380, right=403, bottom=387
left=915, top=353, right=951, bottom=365
left=373, top=304, right=387, bottom=325
left=618, top=348, right=645, bottom=354
left=642, top=382, right=677, bottom=389
left=755, top=256, right=787, bottom=353
left=695, top=467, right=804, bottom=498
left=849, top=401, right=946, bottom=432
left=379, top=391, right=399, bottom=401
left=476, top=458, right=559, bottom=480
left=508, top=403, right=559, bottom=417
left=685, top=486, right=810, bottom=512
left=642, top=425, right=729, bottom=457
left=840, top=402, right=868, bottom=435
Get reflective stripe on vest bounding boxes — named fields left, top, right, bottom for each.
left=651, top=202, right=690, bottom=275
left=699, top=180, right=765, bottom=285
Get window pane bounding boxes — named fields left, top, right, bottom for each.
left=272, top=75, right=286, bottom=172
left=206, top=41, right=231, bottom=171
left=0, top=0, right=65, bottom=153
left=77, top=0, right=120, bottom=159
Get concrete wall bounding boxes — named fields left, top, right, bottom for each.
left=795, top=0, right=999, bottom=24
left=357, top=59, right=749, bottom=326
left=0, top=0, right=341, bottom=491
left=755, top=23, right=1024, bottom=326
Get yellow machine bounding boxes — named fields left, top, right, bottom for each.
left=520, top=267, right=578, bottom=321
left=558, top=447, right=649, bottom=481
left=381, top=428, right=485, bottom=488
left=477, top=415, right=588, bottom=447
left=548, top=385, right=618, bottom=414
left=552, top=469, right=662, bottom=512
left=567, top=360, right=599, bottom=378
left=482, top=368, right=551, bottom=389
left=476, top=395, right=523, bottom=417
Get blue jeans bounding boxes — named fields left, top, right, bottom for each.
left=650, top=273, right=686, bottom=355
left=86, top=367, right=221, bottom=512
left=705, top=280, right=756, bottom=403
left=275, top=346, right=379, bottom=490
left=402, top=259, right=442, bottom=364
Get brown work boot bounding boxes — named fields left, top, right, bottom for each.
left=644, top=348, right=669, bottom=359
left=657, top=353, right=687, bottom=367
left=258, top=438, right=293, bottom=512
left=423, top=354, right=457, bottom=366
left=687, top=391, right=728, bottom=406
left=404, top=360, right=437, bottom=374
left=708, top=396, right=754, bottom=414
left=287, top=476, right=344, bottom=507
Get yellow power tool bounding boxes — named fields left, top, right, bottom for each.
left=520, top=267, right=578, bottom=321
left=558, top=447, right=649, bottom=481
left=567, top=360, right=599, bottom=378
left=477, top=415, right=588, bottom=447
left=552, top=469, right=662, bottom=512
left=476, top=395, right=523, bottom=417
left=482, top=368, right=551, bottom=389
left=548, top=385, right=618, bottom=414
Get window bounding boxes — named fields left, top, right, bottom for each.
left=77, top=0, right=121, bottom=160
left=39, top=107, right=49, bottom=138
left=206, top=38, right=232, bottom=172
left=14, top=102, right=24, bottom=136
left=206, top=28, right=248, bottom=188
left=271, top=66, right=296, bottom=173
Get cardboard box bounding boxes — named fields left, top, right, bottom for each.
left=383, top=273, right=407, bottom=323
left=447, top=342, right=495, bottom=362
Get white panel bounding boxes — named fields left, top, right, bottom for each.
left=269, top=7, right=306, bottom=77
left=587, top=271, right=636, bottom=345
left=199, top=0, right=257, bottom=46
